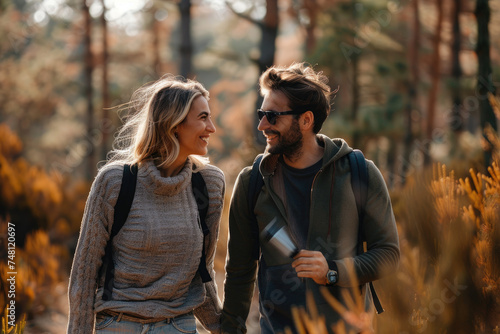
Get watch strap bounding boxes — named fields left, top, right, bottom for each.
left=327, top=260, right=339, bottom=273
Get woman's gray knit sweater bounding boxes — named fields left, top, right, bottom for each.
left=67, top=158, right=225, bottom=333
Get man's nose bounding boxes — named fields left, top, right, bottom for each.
left=257, top=116, right=270, bottom=131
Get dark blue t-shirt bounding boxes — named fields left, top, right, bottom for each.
left=279, top=155, right=323, bottom=249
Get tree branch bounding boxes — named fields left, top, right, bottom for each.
left=225, top=1, right=263, bottom=27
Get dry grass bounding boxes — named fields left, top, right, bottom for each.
left=283, top=158, right=500, bottom=333
left=286, top=158, right=500, bottom=333
left=1, top=307, right=25, bottom=334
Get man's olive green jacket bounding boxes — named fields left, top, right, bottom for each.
left=222, top=135, right=400, bottom=333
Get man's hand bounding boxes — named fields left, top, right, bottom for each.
left=291, top=250, right=329, bottom=285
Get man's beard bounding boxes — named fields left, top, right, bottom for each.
left=266, top=119, right=303, bottom=160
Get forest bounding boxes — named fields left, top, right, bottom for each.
left=0, top=0, right=499, bottom=333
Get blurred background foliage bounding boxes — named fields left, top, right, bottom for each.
left=0, top=0, right=499, bottom=332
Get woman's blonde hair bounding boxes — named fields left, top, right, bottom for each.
left=105, top=74, right=210, bottom=169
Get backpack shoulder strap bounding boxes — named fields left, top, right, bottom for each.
left=248, top=154, right=265, bottom=213
left=192, top=171, right=209, bottom=227
left=191, top=171, right=212, bottom=283
left=248, top=154, right=264, bottom=260
left=102, top=163, right=138, bottom=301
left=348, top=149, right=368, bottom=224
left=348, top=150, right=384, bottom=314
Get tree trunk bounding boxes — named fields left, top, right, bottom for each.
left=450, top=0, right=464, bottom=133
left=424, top=0, right=444, bottom=166
left=259, top=0, right=278, bottom=74
left=101, top=0, right=110, bottom=162
left=402, top=0, right=420, bottom=185
left=475, top=0, right=497, bottom=170
left=302, top=1, right=318, bottom=54
left=83, top=0, right=94, bottom=179
left=350, top=1, right=361, bottom=149
left=226, top=0, right=278, bottom=147
left=254, top=0, right=279, bottom=146
left=152, top=7, right=161, bottom=77
left=350, top=53, right=360, bottom=149
left=179, top=0, right=192, bottom=78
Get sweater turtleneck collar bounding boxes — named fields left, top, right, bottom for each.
left=140, top=158, right=193, bottom=196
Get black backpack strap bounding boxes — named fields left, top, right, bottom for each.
left=349, top=150, right=367, bottom=226
left=248, top=154, right=264, bottom=260
left=191, top=171, right=212, bottom=283
left=102, top=163, right=138, bottom=301
left=348, top=150, right=384, bottom=314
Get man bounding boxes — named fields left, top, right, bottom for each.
left=222, top=63, right=400, bottom=333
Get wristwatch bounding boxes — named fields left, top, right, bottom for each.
left=326, top=269, right=338, bottom=285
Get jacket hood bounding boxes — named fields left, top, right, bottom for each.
left=259, top=134, right=353, bottom=176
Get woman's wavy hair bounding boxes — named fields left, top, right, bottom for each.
left=105, top=74, right=209, bottom=169
left=259, top=62, right=336, bottom=134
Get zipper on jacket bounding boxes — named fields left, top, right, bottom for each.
left=307, top=169, right=323, bottom=240
left=303, top=168, right=323, bottom=293
left=309, top=168, right=323, bottom=200
left=310, top=169, right=323, bottom=208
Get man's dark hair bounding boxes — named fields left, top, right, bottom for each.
left=259, top=62, right=334, bottom=134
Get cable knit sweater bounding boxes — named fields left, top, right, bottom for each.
left=67, top=158, right=225, bottom=334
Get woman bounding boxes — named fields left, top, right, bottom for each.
left=67, top=75, right=224, bottom=333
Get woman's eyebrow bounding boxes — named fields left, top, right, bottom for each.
left=198, top=111, right=210, bottom=117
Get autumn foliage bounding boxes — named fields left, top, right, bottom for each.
left=0, top=124, right=89, bottom=326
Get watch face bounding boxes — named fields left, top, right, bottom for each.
left=327, top=270, right=337, bottom=284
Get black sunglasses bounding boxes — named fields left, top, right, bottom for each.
left=257, top=109, right=305, bottom=125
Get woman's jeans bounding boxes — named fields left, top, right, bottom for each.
left=95, top=311, right=197, bottom=334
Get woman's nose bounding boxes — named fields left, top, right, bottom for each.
left=207, top=118, right=216, bottom=133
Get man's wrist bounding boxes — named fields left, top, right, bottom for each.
left=327, top=260, right=338, bottom=272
